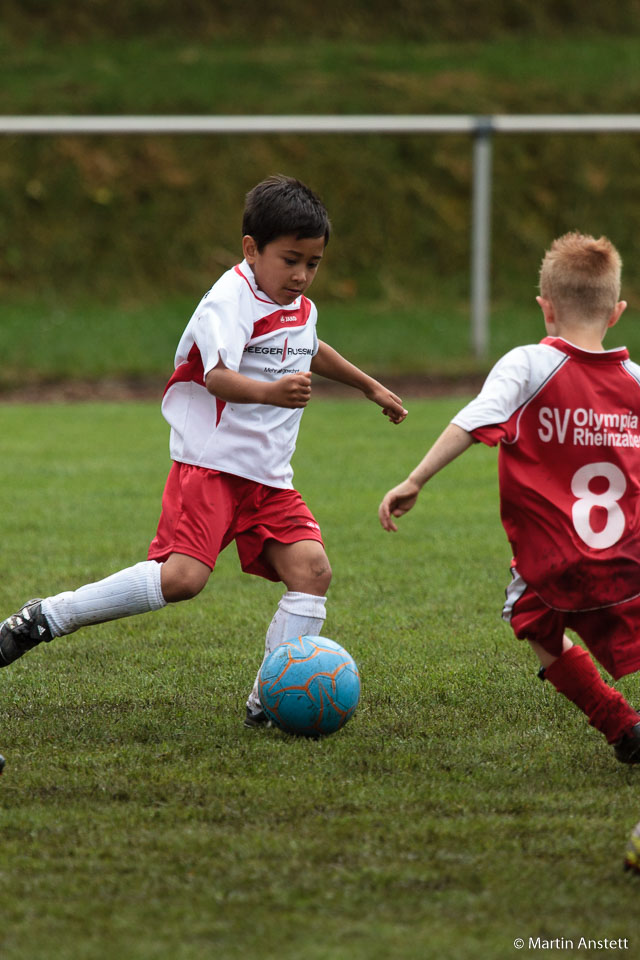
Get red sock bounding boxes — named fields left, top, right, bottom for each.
left=544, top=645, right=639, bottom=744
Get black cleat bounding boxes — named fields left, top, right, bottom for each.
left=244, top=707, right=272, bottom=728
left=0, top=599, right=53, bottom=667
left=614, top=722, right=640, bottom=764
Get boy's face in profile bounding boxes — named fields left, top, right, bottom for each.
left=243, top=233, right=325, bottom=306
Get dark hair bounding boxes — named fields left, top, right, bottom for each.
left=242, top=175, right=331, bottom=250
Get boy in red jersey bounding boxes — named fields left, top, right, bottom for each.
left=379, top=232, right=640, bottom=763
left=0, top=175, right=407, bottom=726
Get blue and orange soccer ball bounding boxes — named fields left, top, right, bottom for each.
left=258, top=635, right=360, bottom=737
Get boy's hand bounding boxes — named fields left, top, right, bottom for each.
left=268, top=372, right=313, bottom=408
left=364, top=384, right=408, bottom=424
left=378, top=479, right=421, bottom=532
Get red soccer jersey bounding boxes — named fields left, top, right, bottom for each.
left=452, top=337, right=640, bottom=611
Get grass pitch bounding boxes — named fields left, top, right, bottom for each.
left=0, top=397, right=639, bottom=960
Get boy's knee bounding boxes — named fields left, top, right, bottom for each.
left=312, top=557, right=332, bottom=594
left=265, top=540, right=331, bottom=595
left=160, top=556, right=210, bottom=603
left=292, top=554, right=332, bottom=595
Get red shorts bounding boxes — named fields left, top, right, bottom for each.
left=148, top=462, right=324, bottom=582
left=506, top=575, right=640, bottom=680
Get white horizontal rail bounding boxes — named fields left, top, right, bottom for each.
left=493, top=114, right=640, bottom=133
left=1, top=114, right=640, bottom=136
left=0, top=114, right=478, bottom=135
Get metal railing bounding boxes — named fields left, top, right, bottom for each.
left=3, top=114, right=640, bottom=358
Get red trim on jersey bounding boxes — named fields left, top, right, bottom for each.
left=542, top=336, right=629, bottom=363
left=234, top=264, right=275, bottom=305
left=163, top=343, right=227, bottom=428
left=251, top=299, right=312, bottom=339
left=163, top=342, right=204, bottom=398
left=233, top=264, right=312, bottom=335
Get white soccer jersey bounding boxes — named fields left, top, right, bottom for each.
left=452, top=336, right=640, bottom=611
left=162, top=261, right=319, bottom=489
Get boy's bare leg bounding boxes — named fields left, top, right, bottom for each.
left=263, top=539, right=332, bottom=597
left=160, top=554, right=211, bottom=602
left=529, top=635, right=573, bottom=668
left=245, top=540, right=331, bottom=722
left=530, top=635, right=640, bottom=761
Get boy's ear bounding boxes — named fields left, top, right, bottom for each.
left=536, top=295, right=555, bottom=325
left=242, top=235, right=258, bottom=263
left=608, top=300, right=627, bottom=329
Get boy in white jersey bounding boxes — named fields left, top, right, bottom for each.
left=379, top=232, right=640, bottom=763
left=0, top=175, right=407, bottom=727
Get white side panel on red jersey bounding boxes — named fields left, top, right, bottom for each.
left=162, top=261, right=319, bottom=489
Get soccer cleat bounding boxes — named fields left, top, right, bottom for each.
left=0, top=599, right=53, bottom=667
left=614, top=722, right=640, bottom=764
left=243, top=706, right=272, bottom=728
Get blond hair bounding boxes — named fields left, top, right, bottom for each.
left=539, top=232, right=622, bottom=321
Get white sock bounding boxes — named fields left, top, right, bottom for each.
left=246, top=590, right=327, bottom=714
left=41, top=560, right=167, bottom=637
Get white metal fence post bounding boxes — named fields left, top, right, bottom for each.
left=470, top=119, right=493, bottom=361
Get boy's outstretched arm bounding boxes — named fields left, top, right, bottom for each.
left=311, top=340, right=408, bottom=423
left=378, top=423, right=473, bottom=532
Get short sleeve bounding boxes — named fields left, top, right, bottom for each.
left=452, top=345, right=565, bottom=446
left=192, top=297, right=253, bottom=376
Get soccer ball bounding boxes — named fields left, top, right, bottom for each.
left=624, top=821, right=640, bottom=874
left=258, top=635, right=360, bottom=737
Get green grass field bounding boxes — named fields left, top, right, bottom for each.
left=1, top=397, right=639, bottom=960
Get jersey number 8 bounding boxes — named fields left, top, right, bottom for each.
left=571, top=462, right=626, bottom=550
